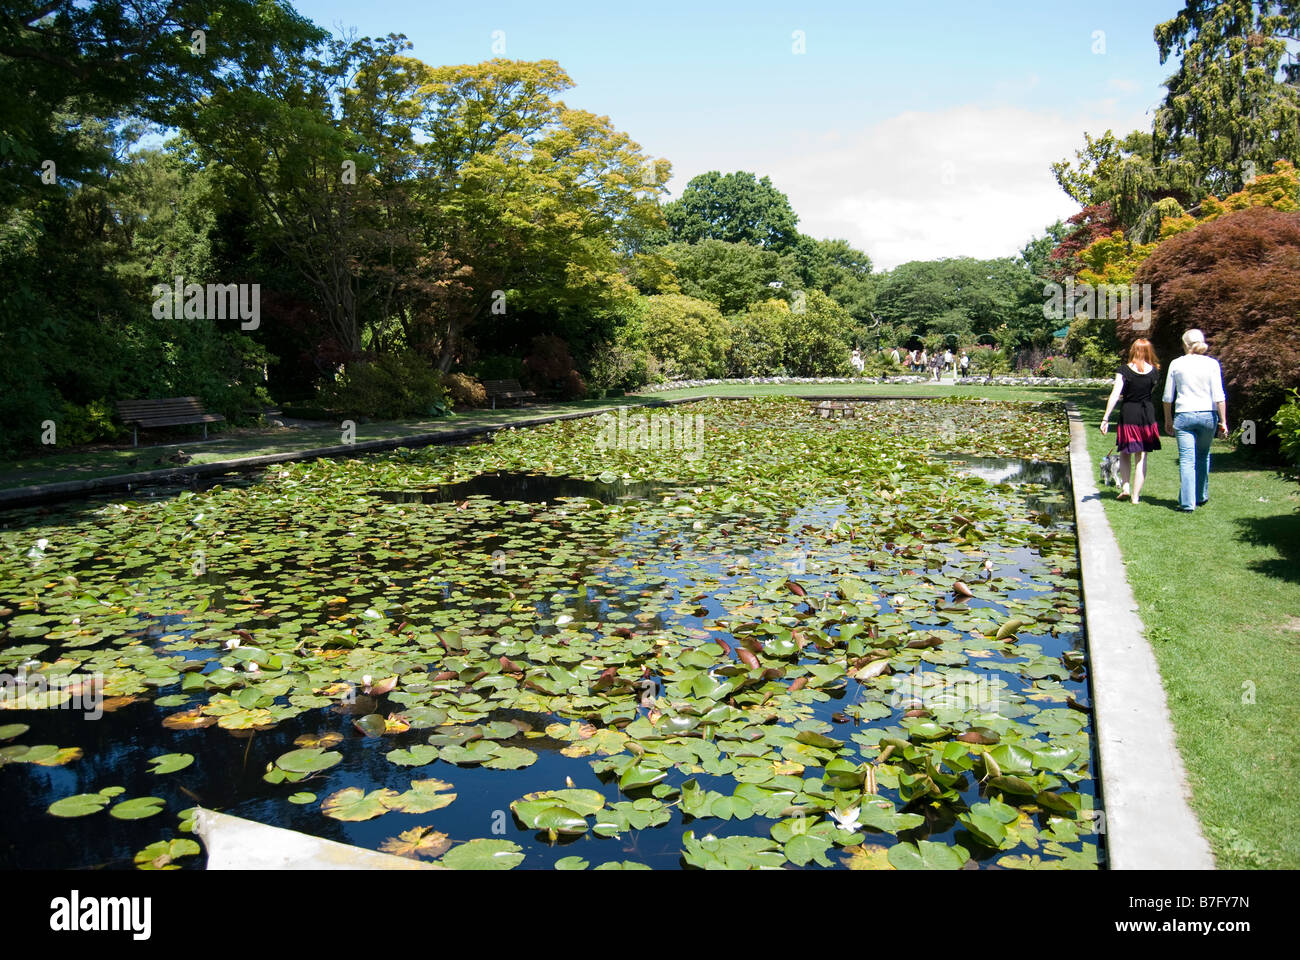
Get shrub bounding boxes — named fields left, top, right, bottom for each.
left=471, top=354, right=526, bottom=382
left=523, top=335, right=587, bottom=398
left=586, top=341, right=650, bottom=396
left=320, top=353, right=450, bottom=420
left=968, top=345, right=1010, bottom=376
left=1129, top=207, right=1300, bottom=428
left=860, top=353, right=900, bottom=377
left=780, top=290, right=853, bottom=377
left=641, top=294, right=729, bottom=379
left=442, top=372, right=487, bottom=408
left=727, top=301, right=787, bottom=377
left=57, top=399, right=126, bottom=446
left=1273, top=389, right=1300, bottom=471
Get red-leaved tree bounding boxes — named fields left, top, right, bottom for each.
left=1127, top=207, right=1300, bottom=428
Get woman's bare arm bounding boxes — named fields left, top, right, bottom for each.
left=1100, top=373, right=1123, bottom=433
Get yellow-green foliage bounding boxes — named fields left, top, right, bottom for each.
left=1076, top=160, right=1300, bottom=286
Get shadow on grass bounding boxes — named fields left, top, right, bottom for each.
left=1234, top=510, right=1300, bottom=585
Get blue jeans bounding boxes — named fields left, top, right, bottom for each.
left=1173, top=411, right=1216, bottom=510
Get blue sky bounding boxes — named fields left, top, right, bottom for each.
left=294, top=0, right=1186, bottom=267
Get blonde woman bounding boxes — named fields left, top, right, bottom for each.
left=1162, top=329, right=1228, bottom=512
left=1100, top=339, right=1162, bottom=503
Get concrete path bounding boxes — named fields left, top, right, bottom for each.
left=1066, top=403, right=1215, bottom=869
left=195, top=808, right=440, bottom=869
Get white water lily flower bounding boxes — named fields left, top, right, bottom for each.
left=224, top=638, right=240, bottom=650
left=555, top=615, right=573, bottom=627
left=827, top=806, right=863, bottom=832
left=244, top=662, right=259, bottom=673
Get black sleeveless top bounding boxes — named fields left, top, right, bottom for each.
left=1118, top=364, right=1159, bottom=427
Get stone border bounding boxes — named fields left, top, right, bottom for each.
left=1065, top=402, right=1215, bottom=869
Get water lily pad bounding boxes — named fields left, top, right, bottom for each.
left=48, top=787, right=122, bottom=818
left=441, top=838, right=525, bottom=870
left=386, top=744, right=439, bottom=767
left=321, top=787, right=398, bottom=822
left=380, top=826, right=452, bottom=859
left=147, top=753, right=194, bottom=775
left=110, top=796, right=166, bottom=820
left=275, top=748, right=343, bottom=775
left=482, top=745, right=538, bottom=770
left=384, top=779, right=456, bottom=814
left=887, top=840, right=970, bottom=870
left=134, top=838, right=200, bottom=870
left=288, top=792, right=317, bottom=805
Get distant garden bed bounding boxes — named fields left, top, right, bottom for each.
left=636, top=376, right=1113, bottom=393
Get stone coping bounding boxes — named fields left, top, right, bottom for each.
left=1064, top=401, right=1215, bottom=869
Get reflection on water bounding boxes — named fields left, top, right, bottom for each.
left=935, top=454, right=1073, bottom=519
left=370, top=471, right=669, bottom=505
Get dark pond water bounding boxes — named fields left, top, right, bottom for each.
left=369, top=472, right=670, bottom=505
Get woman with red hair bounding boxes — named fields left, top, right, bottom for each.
left=1100, top=339, right=1162, bottom=503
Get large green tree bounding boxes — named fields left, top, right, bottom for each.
left=654, top=238, right=801, bottom=315
left=1154, top=0, right=1300, bottom=197
left=662, top=171, right=800, bottom=251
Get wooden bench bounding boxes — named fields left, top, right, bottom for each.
left=116, top=397, right=226, bottom=447
left=483, top=379, right=536, bottom=410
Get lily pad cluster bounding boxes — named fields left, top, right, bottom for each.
left=1, top=397, right=1099, bottom=869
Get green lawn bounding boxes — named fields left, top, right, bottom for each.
left=1075, top=391, right=1300, bottom=869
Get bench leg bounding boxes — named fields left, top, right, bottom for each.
left=133, top=426, right=138, bottom=448
left=203, top=423, right=208, bottom=440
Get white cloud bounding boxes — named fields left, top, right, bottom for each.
left=765, top=106, right=1095, bottom=269
left=661, top=104, right=1149, bottom=271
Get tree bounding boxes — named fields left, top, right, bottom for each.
left=1129, top=206, right=1300, bottom=427
left=1153, top=0, right=1300, bottom=196
left=656, top=239, right=800, bottom=315
left=0, top=1, right=324, bottom=206
left=1020, top=221, right=1071, bottom=279
left=792, top=236, right=876, bottom=321
left=872, top=258, right=1045, bottom=347
left=662, top=171, right=800, bottom=251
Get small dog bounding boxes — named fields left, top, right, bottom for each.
left=1099, top=453, right=1123, bottom=488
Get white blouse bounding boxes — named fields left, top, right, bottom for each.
left=1162, top=354, right=1226, bottom=413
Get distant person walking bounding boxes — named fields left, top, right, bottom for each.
left=890, top=346, right=901, bottom=366
left=959, top=350, right=970, bottom=378
left=918, top=349, right=928, bottom=374
left=1162, top=329, right=1228, bottom=512
left=943, top=348, right=953, bottom=373
left=1100, top=338, right=1161, bottom=503
left=929, top=351, right=942, bottom=381
left=850, top=348, right=864, bottom=373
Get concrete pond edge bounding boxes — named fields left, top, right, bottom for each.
left=1064, top=401, right=1215, bottom=870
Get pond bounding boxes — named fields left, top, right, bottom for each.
left=0, top=397, right=1102, bottom=870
